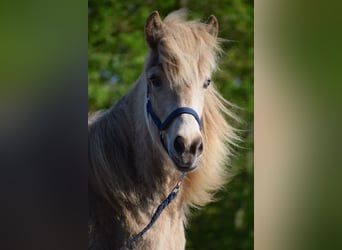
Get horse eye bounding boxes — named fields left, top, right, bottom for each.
left=149, top=77, right=162, bottom=88
left=204, top=78, right=211, bottom=88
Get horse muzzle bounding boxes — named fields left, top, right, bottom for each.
left=169, top=135, right=203, bottom=172
left=146, top=84, right=203, bottom=172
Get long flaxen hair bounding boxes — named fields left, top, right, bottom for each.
left=88, top=10, right=239, bottom=250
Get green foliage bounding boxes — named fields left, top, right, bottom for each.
left=89, top=0, right=253, bottom=249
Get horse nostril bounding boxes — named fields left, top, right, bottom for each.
left=190, top=138, right=203, bottom=155
left=174, top=136, right=185, bottom=154
left=198, top=141, right=203, bottom=154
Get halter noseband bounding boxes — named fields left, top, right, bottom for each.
left=146, top=85, right=202, bottom=150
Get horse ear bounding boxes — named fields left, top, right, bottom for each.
left=145, top=11, right=163, bottom=48
left=205, top=15, right=219, bottom=38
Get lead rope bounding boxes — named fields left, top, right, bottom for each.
left=116, top=172, right=186, bottom=250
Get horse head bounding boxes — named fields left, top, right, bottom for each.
left=143, top=11, right=220, bottom=172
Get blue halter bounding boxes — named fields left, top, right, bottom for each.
left=146, top=85, right=202, bottom=149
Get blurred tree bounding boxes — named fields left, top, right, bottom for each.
left=88, top=0, right=253, bottom=249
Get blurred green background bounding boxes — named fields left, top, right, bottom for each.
left=88, top=0, right=253, bottom=249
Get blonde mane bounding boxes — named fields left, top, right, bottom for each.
left=88, top=10, right=239, bottom=250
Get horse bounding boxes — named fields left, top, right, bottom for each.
left=88, top=10, right=239, bottom=250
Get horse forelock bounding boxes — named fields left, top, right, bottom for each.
left=146, top=11, right=222, bottom=89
